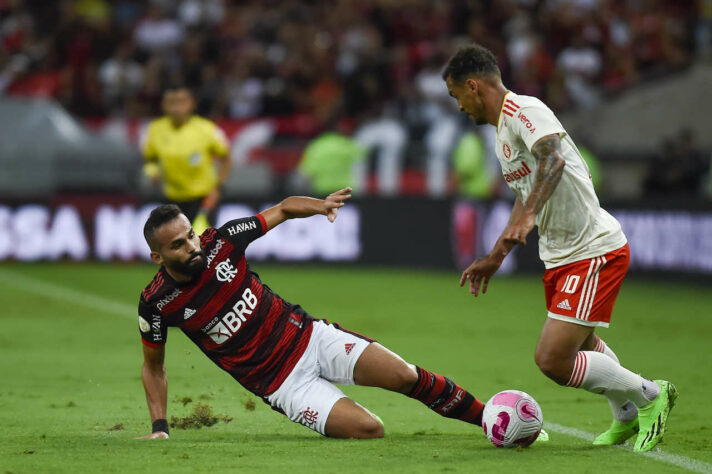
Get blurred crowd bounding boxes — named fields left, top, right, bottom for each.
left=0, top=0, right=705, bottom=119
left=0, top=0, right=709, bottom=199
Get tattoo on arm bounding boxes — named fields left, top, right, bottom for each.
left=525, top=134, right=565, bottom=215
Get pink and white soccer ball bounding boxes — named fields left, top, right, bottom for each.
left=482, top=390, right=543, bottom=448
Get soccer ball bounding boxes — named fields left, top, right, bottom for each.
left=482, top=390, right=543, bottom=448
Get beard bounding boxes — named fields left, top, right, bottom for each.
left=168, top=249, right=207, bottom=280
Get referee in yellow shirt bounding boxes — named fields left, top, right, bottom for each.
left=142, top=86, right=230, bottom=232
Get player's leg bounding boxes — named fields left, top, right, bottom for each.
left=265, top=324, right=383, bottom=439
left=535, top=317, right=592, bottom=384
left=353, top=343, right=485, bottom=425
left=324, top=397, right=384, bottom=438
left=540, top=245, right=676, bottom=451
left=542, top=320, right=675, bottom=451
left=583, top=332, right=640, bottom=445
left=312, top=320, right=485, bottom=426
left=535, top=317, right=658, bottom=405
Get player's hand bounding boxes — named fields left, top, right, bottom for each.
left=501, top=211, right=536, bottom=246
left=459, top=255, right=502, bottom=297
left=323, top=187, right=352, bottom=223
left=202, top=188, right=220, bottom=211
left=135, top=431, right=169, bottom=440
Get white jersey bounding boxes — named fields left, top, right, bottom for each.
left=494, top=91, right=626, bottom=268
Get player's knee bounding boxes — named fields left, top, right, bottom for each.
left=357, top=416, right=385, bottom=439
left=335, top=414, right=384, bottom=439
left=391, top=363, right=418, bottom=394
left=534, top=351, right=570, bottom=386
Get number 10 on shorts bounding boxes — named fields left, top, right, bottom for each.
left=561, top=274, right=580, bottom=294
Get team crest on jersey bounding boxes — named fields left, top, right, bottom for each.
left=503, top=142, right=512, bottom=160
left=215, top=258, right=238, bottom=283
left=302, top=407, right=319, bottom=426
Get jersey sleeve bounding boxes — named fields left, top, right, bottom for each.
left=217, top=215, right=267, bottom=252
left=209, top=122, right=229, bottom=157
left=511, top=104, right=567, bottom=152
left=138, top=299, right=167, bottom=347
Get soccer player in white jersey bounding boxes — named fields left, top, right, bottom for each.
left=443, top=44, right=677, bottom=452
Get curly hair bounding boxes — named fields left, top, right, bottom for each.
left=442, top=44, right=500, bottom=83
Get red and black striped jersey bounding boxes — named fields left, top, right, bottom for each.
left=138, top=215, right=313, bottom=397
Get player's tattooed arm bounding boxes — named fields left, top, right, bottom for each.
left=525, top=134, right=566, bottom=215
left=461, top=135, right=564, bottom=296
left=498, top=134, right=565, bottom=247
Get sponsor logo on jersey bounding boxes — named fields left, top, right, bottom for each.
left=184, top=307, right=197, bottom=320
left=215, top=258, right=238, bottom=283
left=138, top=316, right=151, bottom=333
left=345, top=343, right=355, bottom=355
left=202, top=287, right=258, bottom=344
left=206, top=321, right=232, bottom=344
left=151, top=314, right=162, bottom=341
left=302, top=407, right=319, bottom=426
left=226, top=221, right=257, bottom=236
left=156, top=288, right=181, bottom=311
left=503, top=143, right=512, bottom=159
left=517, top=111, right=536, bottom=134
left=205, top=239, right=225, bottom=269
left=503, top=162, right=532, bottom=183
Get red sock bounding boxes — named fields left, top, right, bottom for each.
left=408, top=366, right=484, bottom=426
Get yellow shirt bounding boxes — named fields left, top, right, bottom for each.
left=142, top=116, right=229, bottom=202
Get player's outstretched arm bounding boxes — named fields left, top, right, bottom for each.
left=136, top=344, right=169, bottom=440
left=501, top=134, right=565, bottom=246
left=260, top=187, right=352, bottom=231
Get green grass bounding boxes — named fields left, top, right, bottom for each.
left=0, top=263, right=710, bottom=473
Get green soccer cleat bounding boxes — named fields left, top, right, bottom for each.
left=634, top=380, right=678, bottom=452
left=593, top=417, right=639, bottom=445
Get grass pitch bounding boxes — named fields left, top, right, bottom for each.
left=1, top=263, right=710, bottom=473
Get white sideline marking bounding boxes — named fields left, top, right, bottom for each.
left=0, top=268, right=135, bottom=319
left=2, top=269, right=710, bottom=472
left=546, top=422, right=712, bottom=473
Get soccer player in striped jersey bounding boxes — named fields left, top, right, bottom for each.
left=443, top=44, right=677, bottom=452
left=137, top=188, right=486, bottom=439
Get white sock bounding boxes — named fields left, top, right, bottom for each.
left=594, top=337, right=638, bottom=422
left=567, top=351, right=660, bottom=408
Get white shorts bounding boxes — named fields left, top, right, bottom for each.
left=265, top=320, right=372, bottom=435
